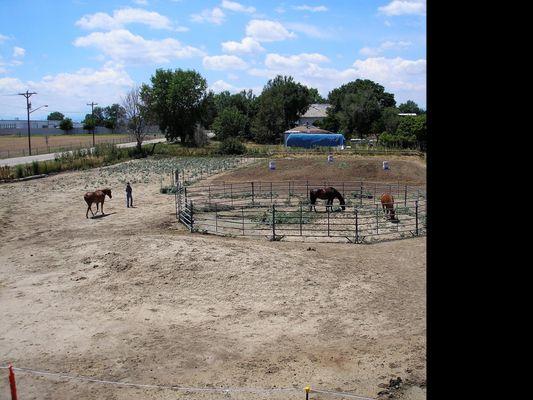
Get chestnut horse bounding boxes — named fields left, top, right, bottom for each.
left=380, top=193, right=397, bottom=220
left=309, top=187, right=346, bottom=212
left=84, top=188, right=112, bottom=218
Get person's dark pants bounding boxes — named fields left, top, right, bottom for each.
left=126, top=193, right=133, bottom=207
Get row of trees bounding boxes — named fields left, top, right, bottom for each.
left=136, top=68, right=425, bottom=148
left=46, top=68, right=426, bottom=150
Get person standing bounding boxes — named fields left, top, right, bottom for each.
left=126, top=182, right=133, bottom=208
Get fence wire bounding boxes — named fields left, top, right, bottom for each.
left=175, top=177, right=426, bottom=243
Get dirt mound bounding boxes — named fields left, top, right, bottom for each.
left=211, top=156, right=426, bottom=185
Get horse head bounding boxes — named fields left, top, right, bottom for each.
left=102, top=188, right=112, bottom=199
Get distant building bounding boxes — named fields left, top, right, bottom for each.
left=297, top=103, right=331, bottom=126
left=0, top=118, right=109, bottom=135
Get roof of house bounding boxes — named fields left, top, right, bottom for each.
left=300, top=103, right=331, bottom=118
left=284, top=125, right=333, bottom=134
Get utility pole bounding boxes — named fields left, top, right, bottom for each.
left=18, top=90, right=37, bottom=156
left=87, top=101, right=98, bottom=146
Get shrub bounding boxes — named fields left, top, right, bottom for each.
left=31, top=161, right=40, bottom=175
left=217, top=138, right=246, bottom=155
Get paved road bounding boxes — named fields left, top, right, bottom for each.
left=0, top=138, right=167, bottom=167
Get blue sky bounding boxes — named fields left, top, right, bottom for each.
left=0, top=0, right=426, bottom=121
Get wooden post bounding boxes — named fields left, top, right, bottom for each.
left=404, top=185, right=408, bottom=207
left=374, top=184, right=377, bottom=204
left=208, top=186, right=211, bottom=204
left=230, top=183, right=233, bottom=206
left=360, top=181, right=363, bottom=205
left=270, top=182, right=273, bottom=204
left=342, top=182, right=345, bottom=198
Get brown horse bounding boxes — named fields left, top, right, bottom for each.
left=309, top=187, right=346, bottom=212
left=84, top=188, right=112, bottom=218
left=380, top=193, right=397, bottom=220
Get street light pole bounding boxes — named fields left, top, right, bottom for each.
left=18, top=90, right=37, bottom=156
left=87, top=101, right=98, bottom=146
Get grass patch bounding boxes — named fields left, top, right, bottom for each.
left=252, top=209, right=317, bottom=225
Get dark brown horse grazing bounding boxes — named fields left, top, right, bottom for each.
left=84, top=188, right=112, bottom=218
left=309, top=187, right=346, bottom=212
left=380, top=193, right=397, bottom=220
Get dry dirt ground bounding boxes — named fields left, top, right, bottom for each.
left=0, top=134, right=131, bottom=154
left=210, top=155, right=426, bottom=185
left=0, top=156, right=426, bottom=400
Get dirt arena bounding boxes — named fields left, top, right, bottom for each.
left=0, top=156, right=426, bottom=400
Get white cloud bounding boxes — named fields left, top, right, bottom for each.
left=75, top=8, right=182, bottom=31
left=285, top=22, right=333, bottom=39
left=132, top=0, right=148, bottom=5
left=221, top=1, right=256, bottom=14
left=293, top=5, right=328, bottom=12
left=0, top=34, right=9, bottom=43
left=275, top=6, right=286, bottom=14
left=74, top=29, right=205, bottom=64
left=209, top=79, right=261, bottom=94
left=221, top=37, right=264, bottom=54
left=359, top=40, right=412, bottom=56
left=0, top=63, right=135, bottom=119
left=245, top=19, right=295, bottom=42
left=12, top=46, right=26, bottom=58
left=378, top=0, right=426, bottom=16
left=264, top=53, right=329, bottom=70
left=248, top=55, right=426, bottom=106
left=203, top=55, right=248, bottom=70
left=191, top=7, right=225, bottom=25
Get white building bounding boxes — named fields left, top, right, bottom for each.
left=297, top=103, right=331, bottom=126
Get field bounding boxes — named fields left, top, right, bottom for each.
left=0, top=134, right=155, bottom=158
left=0, top=155, right=426, bottom=400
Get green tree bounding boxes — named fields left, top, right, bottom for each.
left=252, top=75, right=311, bottom=143
left=83, top=115, right=96, bottom=131
left=379, top=114, right=426, bottom=148
left=141, top=68, right=211, bottom=146
left=338, top=89, right=382, bottom=138
left=308, top=88, right=327, bottom=104
left=211, top=106, right=248, bottom=141
left=326, top=79, right=396, bottom=138
left=59, top=117, right=73, bottom=133
left=377, top=107, right=401, bottom=137
left=103, top=104, right=126, bottom=131
left=47, top=111, right=65, bottom=121
left=212, top=89, right=257, bottom=138
left=398, top=100, right=422, bottom=114
left=314, top=111, right=340, bottom=132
